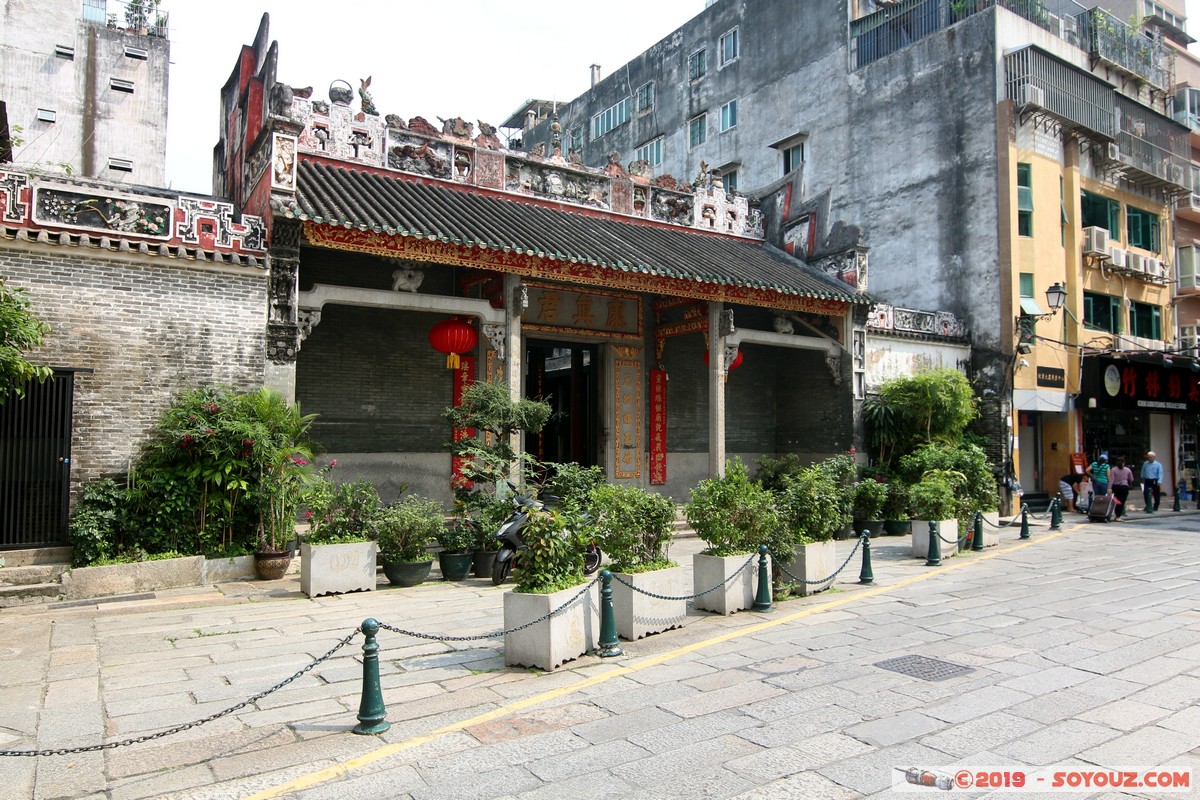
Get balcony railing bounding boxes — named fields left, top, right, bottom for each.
left=851, top=0, right=1077, bottom=69
left=1005, top=46, right=1116, bottom=138
left=1076, top=8, right=1170, bottom=90
left=81, top=0, right=168, bottom=39
left=1113, top=94, right=1190, bottom=188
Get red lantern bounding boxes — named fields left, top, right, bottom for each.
left=703, top=348, right=744, bottom=371
left=429, top=317, right=478, bottom=369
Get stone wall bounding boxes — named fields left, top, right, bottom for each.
left=0, top=242, right=267, bottom=494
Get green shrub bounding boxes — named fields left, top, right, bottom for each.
left=754, top=453, right=805, bottom=493
left=590, top=484, right=676, bottom=572
left=376, top=495, right=443, bottom=562
left=68, top=478, right=128, bottom=566
left=776, top=467, right=849, bottom=545
left=865, top=368, right=979, bottom=466
left=302, top=478, right=381, bottom=545
left=685, top=458, right=778, bottom=557
left=897, top=442, right=997, bottom=513
left=852, top=479, right=888, bottom=521
left=436, top=517, right=476, bottom=554
left=908, top=477, right=957, bottom=520
left=513, top=507, right=584, bottom=594
left=882, top=482, right=912, bottom=521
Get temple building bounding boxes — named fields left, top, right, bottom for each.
left=213, top=16, right=873, bottom=503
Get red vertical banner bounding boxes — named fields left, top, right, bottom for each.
left=451, top=356, right=477, bottom=489
left=650, top=369, right=667, bottom=485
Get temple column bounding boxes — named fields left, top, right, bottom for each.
left=504, top=273, right=525, bottom=482
left=708, top=301, right=726, bottom=477
left=264, top=218, right=302, bottom=403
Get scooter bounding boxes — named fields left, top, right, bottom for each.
left=490, top=484, right=602, bottom=586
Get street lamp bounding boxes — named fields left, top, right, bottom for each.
left=1016, top=282, right=1068, bottom=354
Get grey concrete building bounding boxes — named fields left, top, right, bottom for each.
left=518, top=0, right=1193, bottom=509
left=0, top=0, right=170, bottom=185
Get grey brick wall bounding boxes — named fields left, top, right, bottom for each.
left=1, top=244, right=268, bottom=496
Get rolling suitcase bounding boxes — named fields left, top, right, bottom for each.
left=1087, top=493, right=1117, bottom=522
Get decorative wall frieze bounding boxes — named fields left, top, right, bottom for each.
left=505, top=160, right=611, bottom=209
left=267, top=322, right=299, bottom=364
left=867, top=302, right=968, bottom=339
left=0, top=172, right=30, bottom=223
left=176, top=197, right=266, bottom=253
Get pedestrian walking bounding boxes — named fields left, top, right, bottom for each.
left=1086, top=454, right=1110, bottom=497
left=1140, top=451, right=1163, bottom=513
left=1058, top=472, right=1083, bottom=512
left=1109, top=457, right=1134, bottom=519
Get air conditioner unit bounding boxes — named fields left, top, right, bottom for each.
left=1083, top=226, right=1109, bottom=255
left=1106, top=142, right=1121, bottom=162
left=1019, top=84, right=1045, bottom=108
left=1126, top=252, right=1145, bottom=273
left=1145, top=257, right=1163, bottom=278
left=1189, top=194, right=1200, bottom=211
left=1109, top=246, right=1127, bottom=268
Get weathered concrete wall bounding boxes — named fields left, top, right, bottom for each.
left=0, top=0, right=169, bottom=183
left=0, top=242, right=268, bottom=494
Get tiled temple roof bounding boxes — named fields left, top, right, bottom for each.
left=282, top=159, right=868, bottom=306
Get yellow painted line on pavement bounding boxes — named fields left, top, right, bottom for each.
left=245, top=525, right=1072, bottom=799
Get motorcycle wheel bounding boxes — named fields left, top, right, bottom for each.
left=491, top=548, right=514, bottom=586
left=583, top=544, right=603, bottom=575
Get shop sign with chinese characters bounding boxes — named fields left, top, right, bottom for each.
left=523, top=283, right=642, bottom=340
left=1079, top=357, right=1200, bottom=414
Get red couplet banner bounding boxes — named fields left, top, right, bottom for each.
left=451, top=356, right=477, bottom=489
left=650, top=369, right=667, bottom=485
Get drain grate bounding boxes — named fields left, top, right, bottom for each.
left=874, top=654, right=974, bottom=682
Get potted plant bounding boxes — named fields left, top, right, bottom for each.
left=590, top=484, right=681, bottom=640
left=469, top=498, right=509, bottom=578
left=299, top=477, right=381, bottom=597
left=908, top=474, right=958, bottom=559
left=376, top=495, right=442, bottom=587
left=852, top=478, right=888, bottom=538
left=685, top=457, right=777, bottom=615
left=882, top=482, right=912, bottom=535
left=774, top=462, right=844, bottom=597
left=503, top=506, right=598, bottom=671
left=247, top=389, right=318, bottom=581
left=436, top=517, right=476, bottom=581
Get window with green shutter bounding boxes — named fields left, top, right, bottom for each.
left=1017, top=163, right=1033, bottom=237
left=1126, top=206, right=1160, bottom=252
left=1083, top=291, right=1122, bottom=333
left=1130, top=301, right=1161, bottom=339
left=1081, top=191, right=1121, bottom=241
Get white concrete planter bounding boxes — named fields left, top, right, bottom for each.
left=780, top=539, right=838, bottom=596
left=62, top=556, right=204, bottom=600
left=911, top=520, right=958, bottom=559
left=692, top=552, right=756, bottom=615
left=982, top=512, right=1001, bottom=547
left=201, top=554, right=257, bottom=584
left=300, top=541, right=378, bottom=598
left=503, top=582, right=599, bottom=671
left=610, top=565, right=687, bottom=640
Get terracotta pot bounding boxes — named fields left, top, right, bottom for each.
left=253, top=549, right=293, bottom=581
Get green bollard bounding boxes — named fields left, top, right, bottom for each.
left=925, top=520, right=942, bottom=567
left=1173, top=489, right=1181, bottom=513
left=1019, top=505, right=1030, bottom=540
left=752, top=545, right=773, bottom=612
left=352, top=618, right=390, bottom=735
left=858, top=534, right=874, bottom=584
left=1050, top=496, right=1062, bottom=530
left=972, top=511, right=985, bottom=552
left=597, top=571, right=624, bottom=658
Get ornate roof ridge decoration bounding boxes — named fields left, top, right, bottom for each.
left=0, top=224, right=264, bottom=268
left=0, top=168, right=267, bottom=257
left=274, top=88, right=764, bottom=239
left=866, top=302, right=969, bottom=341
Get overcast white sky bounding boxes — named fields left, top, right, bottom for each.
left=164, top=0, right=1200, bottom=195
left=163, top=1, right=705, bottom=194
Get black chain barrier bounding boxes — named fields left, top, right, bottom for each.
left=607, top=553, right=759, bottom=602
left=937, top=528, right=969, bottom=546
left=0, top=629, right=361, bottom=757
left=379, top=575, right=601, bottom=642
left=771, top=536, right=864, bottom=587
left=979, top=504, right=1030, bottom=529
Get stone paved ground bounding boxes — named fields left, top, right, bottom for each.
left=1, top=510, right=1198, bottom=799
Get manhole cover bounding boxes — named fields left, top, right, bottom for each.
left=874, top=654, right=974, bottom=682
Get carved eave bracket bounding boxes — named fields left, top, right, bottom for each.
left=483, top=323, right=506, bottom=361
left=825, top=352, right=842, bottom=385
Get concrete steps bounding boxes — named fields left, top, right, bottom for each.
left=0, top=550, right=70, bottom=608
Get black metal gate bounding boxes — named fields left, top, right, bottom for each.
left=0, top=372, right=74, bottom=549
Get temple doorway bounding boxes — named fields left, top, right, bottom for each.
left=526, top=340, right=599, bottom=468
